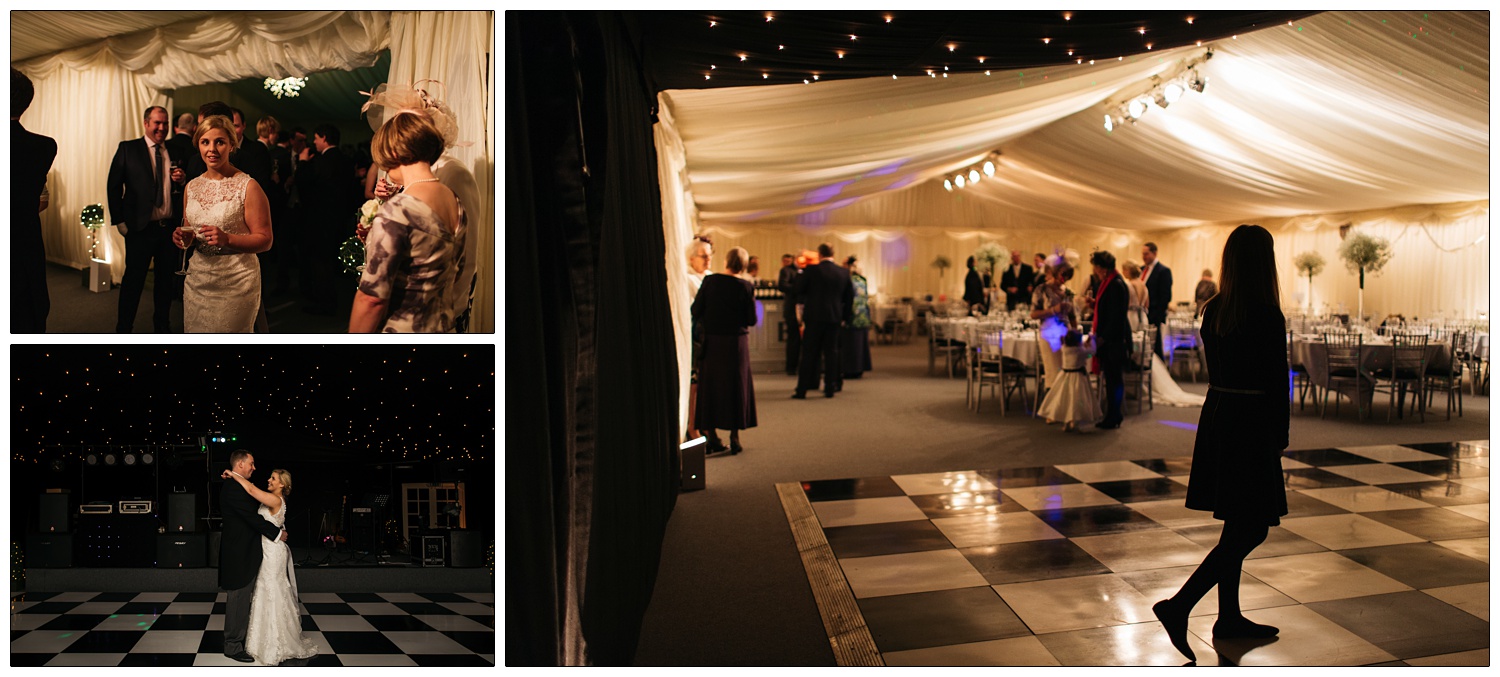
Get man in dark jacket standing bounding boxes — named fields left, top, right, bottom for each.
left=219, top=450, right=287, bottom=662
left=1091, top=250, right=1132, bottom=429
left=793, top=243, right=853, bottom=399
left=963, top=256, right=986, bottom=313
left=777, top=253, right=802, bottom=375
left=1142, top=241, right=1173, bottom=358
left=999, top=250, right=1035, bottom=311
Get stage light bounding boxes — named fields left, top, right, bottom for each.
left=983, top=161, right=995, bottom=176
left=968, top=169, right=980, bottom=184
left=1190, top=75, right=1207, bottom=93
left=1104, top=114, right=1114, bottom=132
left=124, top=453, right=137, bottom=466
left=87, top=454, right=98, bottom=466
left=955, top=175, right=966, bottom=188
left=944, top=179, right=953, bottom=191
left=1128, top=98, right=1149, bottom=119
left=104, top=453, right=117, bottom=466
left=142, top=452, right=154, bottom=465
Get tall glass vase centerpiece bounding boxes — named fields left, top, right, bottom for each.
left=1337, top=231, right=1392, bottom=323
left=1293, top=251, right=1325, bottom=315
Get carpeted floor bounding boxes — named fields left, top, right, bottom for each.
left=633, top=338, right=1489, bottom=666
left=33, top=260, right=356, bottom=334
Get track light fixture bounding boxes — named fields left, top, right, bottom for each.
left=945, top=151, right=1003, bottom=193
left=1102, top=48, right=1212, bottom=132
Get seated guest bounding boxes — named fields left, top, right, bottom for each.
left=692, top=247, right=758, bottom=454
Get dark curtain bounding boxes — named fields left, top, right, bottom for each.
left=507, top=10, right=680, bottom=667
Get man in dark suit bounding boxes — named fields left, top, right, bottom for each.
left=1090, top=250, right=1132, bottom=429
left=962, top=256, right=986, bottom=313
left=296, top=124, right=357, bottom=314
left=219, top=450, right=288, bottom=663
left=165, top=113, right=196, bottom=174
left=229, top=108, right=273, bottom=192
left=12, top=69, right=57, bottom=333
left=793, top=243, right=854, bottom=399
left=255, top=116, right=294, bottom=295
left=999, top=250, right=1035, bottom=311
left=1032, top=252, right=1049, bottom=290
left=1142, top=241, right=1174, bottom=358
left=777, top=253, right=802, bottom=375
left=107, top=105, right=187, bottom=332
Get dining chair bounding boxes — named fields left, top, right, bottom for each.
left=1165, top=318, right=1203, bottom=382
left=1372, top=333, right=1429, bottom=422
left=1287, top=331, right=1316, bottom=410
left=1321, top=331, right=1366, bottom=420
left=928, top=314, right=965, bottom=377
left=1423, top=330, right=1467, bottom=420
left=1122, top=326, right=1155, bottom=414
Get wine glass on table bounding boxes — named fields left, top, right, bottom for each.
left=175, top=223, right=198, bottom=275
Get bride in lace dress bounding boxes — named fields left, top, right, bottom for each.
left=222, top=468, right=318, bottom=665
left=173, top=115, right=273, bottom=333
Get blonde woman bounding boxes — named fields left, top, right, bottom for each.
left=1121, top=261, right=1150, bottom=332
left=221, top=467, right=318, bottom=665
left=172, top=114, right=272, bottom=333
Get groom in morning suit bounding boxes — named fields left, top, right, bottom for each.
left=107, top=105, right=187, bottom=332
left=220, top=450, right=288, bottom=663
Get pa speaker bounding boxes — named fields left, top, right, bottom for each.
left=449, top=530, right=484, bottom=568
left=27, top=532, right=73, bottom=568
left=157, top=533, right=207, bottom=568
left=39, top=493, right=71, bottom=533
left=167, top=493, right=197, bottom=532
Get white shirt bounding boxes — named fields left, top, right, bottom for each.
left=144, top=136, right=174, bottom=221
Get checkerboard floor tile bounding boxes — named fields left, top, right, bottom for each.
left=10, top=591, right=493, bottom=667
left=789, top=440, right=1489, bottom=666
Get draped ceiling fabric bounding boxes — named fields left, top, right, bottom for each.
left=656, top=10, right=1488, bottom=430
left=14, top=10, right=496, bottom=334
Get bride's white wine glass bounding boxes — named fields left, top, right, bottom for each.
left=175, top=224, right=198, bottom=275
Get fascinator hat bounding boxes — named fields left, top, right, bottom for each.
left=359, top=80, right=464, bottom=150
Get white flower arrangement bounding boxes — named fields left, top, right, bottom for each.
left=971, top=242, right=1010, bottom=278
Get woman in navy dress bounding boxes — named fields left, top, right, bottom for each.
left=691, top=246, right=758, bottom=454
left=1154, top=225, right=1289, bottom=662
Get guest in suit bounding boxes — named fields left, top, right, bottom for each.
left=166, top=113, right=197, bottom=177
left=218, top=450, right=288, bottom=663
left=1090, top=250, right=1131, bottom=429
left=1142, top=241, right=1174, bottom=357
left=296, top=124, right=357, bottom=314
left=229, top=108, right=273, bottom=192
left=1154, top=225, right=1289, bottom=663
left=793, top=243, right=854, bottom=399
left=257, top=116, right=294, bottom=295
left=1195, top=269, right=1218, bottom=314
left=107, top=105, right=187, bottom=333
left=692, top=247, right=759, bottom=455
left=999, top=250, right=1035, bottom=311
left=11, top=69, right=57, bottom=333
left=777, top=253, right=802, bottom=375
left=1033, top=252, right=1049, bottom=290
left=963, top=256, right=986, bottom=313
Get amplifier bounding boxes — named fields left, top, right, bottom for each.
left=79, top=503, right=114, bottom=515
left=351, top=507, right=372, bottom=513
left=119, top=501, right=153, bottom=514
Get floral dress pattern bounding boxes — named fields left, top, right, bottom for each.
left=850, top=273, right=871, bottom=329
left=358, top=192, right=468, bottom=333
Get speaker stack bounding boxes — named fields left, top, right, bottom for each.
left=28, top=492, right=74, bottom=568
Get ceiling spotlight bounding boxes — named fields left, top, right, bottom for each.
left=739, top=54, right=747, bottom=61
left=1187, top=16, right=1195, bottom=24
left=837, top=51, right=845, bottom=58
left=948, top=44, right=956, bottom=52
left=709, top=20, right=716, bottom=27
left=104, top=453, right=117, bottom=466
left=1104, top=114, right=1114, bottom=132
left=142, top=452, right=154, bottom=465
left=765, top=13, right=773, bottom=21
left=1063, top=12, right=1071, bottom=20
left=885, top=15, right=892, bottom=23
left=978, top=56, right=985, bottom=64
left=763, top=72, right=769, bottom=79
left=86, top=453, right=98, bottom=466
left=1163, top=82, right=1185, bottom=103
left=955, top=175, right=966, bottom=188
left=1138, top=27, right=1146, bottom=35
left=969, top=169, right=980, bottom=183
left=1043, top=38, right=1051, bottom=44
left=124, top=453, right=137, bottom=466
left=982, top=161, right=995, bottom=176
left=1128, top=98, right=1149, bottom=119
left=1189, top=75, right=1207, bottom=93
left=944, top=179, right=953, bottom=191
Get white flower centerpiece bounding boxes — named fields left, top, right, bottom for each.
left=1293, top=251, right=1326, bottom=314
left=1337, top=231, right=1392, bottom=323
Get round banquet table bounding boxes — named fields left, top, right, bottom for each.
left=1290, top=334, right=1453, bottom=411
left=928, top=317, right=1041, bottom=368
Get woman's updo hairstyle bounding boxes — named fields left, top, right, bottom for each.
left=193, top=114, right=240, bottom=153
left=272, top=469, right=293, bottom=496
left=372, top=112, right=445, bottom=170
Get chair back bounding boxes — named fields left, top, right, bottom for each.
left=979, top=330, right=1003, bottom=360
left=1133, top=327, right=1155, bottom=370
left=1166, top=318, right=1198, bottom=348
left=1323, top=331, right=1362, bottom=370
left=1390, top=333, right=1429, bottom=375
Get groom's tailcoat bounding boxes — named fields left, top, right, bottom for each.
left=219, top=478, right=282, bottom=590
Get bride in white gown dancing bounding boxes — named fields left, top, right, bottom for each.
left=222, top=468, right=318, bottom=665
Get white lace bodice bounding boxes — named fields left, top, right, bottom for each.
left=247, top=493, right=316, bottom=665
left=185, top=171, right=253, bottom=257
